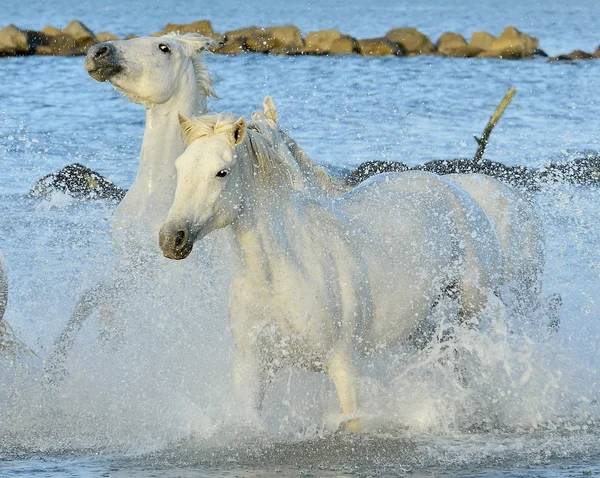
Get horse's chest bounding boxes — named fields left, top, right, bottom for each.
left=229, top=270, right=337, bottom=350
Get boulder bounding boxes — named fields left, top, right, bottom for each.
left=436, top=32, right=479, bottom=57
left=302, top=30, right=358, bottom=55
left=329, top=36, right=359, bottom=54
left=31, top=20, right=99, bottom=55
left=0, top=24, right=31, bottom=56
left=96, top=31, right=120, bottom=42
left=469, top=31, right=496, bottom=51
left=42, top=25, right=62, bottom=36
left=216, top=36, right=248, bottom=54
left=594, top=46, right=600, bottom=58
left=538, top=156, right=600, bottom=185
left=61, top=20, right=97, bottom=45
left=244, top=25, right=303, bottom=54
left=478, top=26, right=539, bottom=59
left=34, top=33, right=87, bottom=56
left=385, top=27, right=435, bottom=54
left=303, top=29, right=342, bottom=54
left=29, top=163, right=126, bottom=201
left=225, top=26, right=260, bottom=42
left=154, top=20, right=213, bottom=37
left=414, top=158, right=536, bottom=188
left=358, top=37, right=404, bottom=56
left=549, top=49, right=596, bottom=61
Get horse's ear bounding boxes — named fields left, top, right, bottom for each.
left=263, top=96, right=278, bottom=124
left=178, top=113, right=197, bottom=146
left=230, top=117, right=246, bottom=146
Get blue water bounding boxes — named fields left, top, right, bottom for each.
left=1, top=1, right=600, bottom=477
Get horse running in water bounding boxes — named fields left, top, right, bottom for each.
left=158, top=112, right=505, bottom=432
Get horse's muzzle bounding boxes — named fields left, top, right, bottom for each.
left=159, top=225, right=194, bottom=260
left=85, top=43, right=123, bottom=82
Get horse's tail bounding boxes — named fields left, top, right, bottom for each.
left=44, top=280, right=114, bottom=384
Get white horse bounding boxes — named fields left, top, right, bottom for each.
left=84, top=32, right=217, bottom=251
left=253, top=97, right=552, bottom=319
left=45, top=33, right=218, bottom=380
left=158, top=113, right=504, bottom=431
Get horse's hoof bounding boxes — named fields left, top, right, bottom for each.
left=338, top=418, right=362, bottom=434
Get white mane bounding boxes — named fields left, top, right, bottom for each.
left=181, top=113, right=301, bottom=190
left=162, top=32, right=218, bottom=100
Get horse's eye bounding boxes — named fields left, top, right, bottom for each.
left=158, top=44, right=171, bottom=53
left=216, top=169, right=230, bottom=178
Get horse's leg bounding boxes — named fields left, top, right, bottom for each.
left=326, top=349, right=361, bottom=433
left=232, top=344, right=268, bottom=420
left=44, top=279, right=118, bottom=384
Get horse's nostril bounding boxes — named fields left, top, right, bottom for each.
left=94, top=45, right=110, bottom=59
left=174, top=230, right=187, bottom=249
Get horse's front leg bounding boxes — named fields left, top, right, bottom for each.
left=232, top=343, right=269, bottom=421
left=326, top=348, right=361, bottom=433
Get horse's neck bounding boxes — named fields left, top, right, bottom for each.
left=113, top=80, right=206, bottom=243
left=231, top=191, right=307, bottom=280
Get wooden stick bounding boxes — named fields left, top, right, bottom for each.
left=473, top=87, right=516, bottom=163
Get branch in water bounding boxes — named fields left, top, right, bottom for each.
left=473, top=87, right=517, bottom=163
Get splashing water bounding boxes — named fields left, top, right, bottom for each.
left=1, top=41, right=600, bottom=477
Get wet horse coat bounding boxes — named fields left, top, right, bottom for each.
left=159, top=113, right=504, bottom=431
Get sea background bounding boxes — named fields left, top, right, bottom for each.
left=1, top=0, right=600, bottom=476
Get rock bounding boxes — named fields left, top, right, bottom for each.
left=303, top=29, right=342, bottom=54
left=31, top=20, right=99, bottom=55
left=346, top=161, right=409, bottom=187
left=469, top=31, right=496, bottom=51
left=414, top=158, right=536, bottom=188
left=329, top=36, right=359, bottom=54
left=549, top=49, right=596, bottom=61
left=124, top=34, right=138, bottom=40
left=358, top=37, right=404, bottom=56
left=245, top=25, right=303, bottom=54
left=61, top=20, right=97, bottom=45
left=96, top=31, right=119, bottom=42
left=594, top=46, right=600, bottom=58
left=216, top=36, right=248, bottom=55
left=385, top=27, right=435, bottom=54
left=154, top=20, right=213, bottom=37
left=478, top=26, right=539, bottom=59
left=346, top=158, right=536, bottom=189
left=0, top=25, right=31, bottom=56
left=538, top=156, right=600, bottom=185
left=436, top=32, right=478, bottom=57
left=42, top=25, right=61, bottom=36
left=29, top=163, right=126, bottom=201
left=34, top=33, right=86, bottom=56
left=225, top=26, right=260, bottom=42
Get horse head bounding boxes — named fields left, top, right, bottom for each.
left=85, top=32, right=217, bottom=107
left=159, top=113, right=248, bottom=260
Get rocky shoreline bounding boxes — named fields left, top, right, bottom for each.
left=1, top=20, right=599, bottom=61
left=30, top=156, right=600, bottom=201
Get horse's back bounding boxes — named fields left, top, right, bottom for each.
left=338, top=170, right=503, bottom=341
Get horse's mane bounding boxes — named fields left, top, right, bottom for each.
left=182, top=113, right=301, bottom=191
left=277, top=129, right=349, bottom=196
left=251, top=110, right=349, bottom=196
left=162, top=32, right=217, bottom=99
